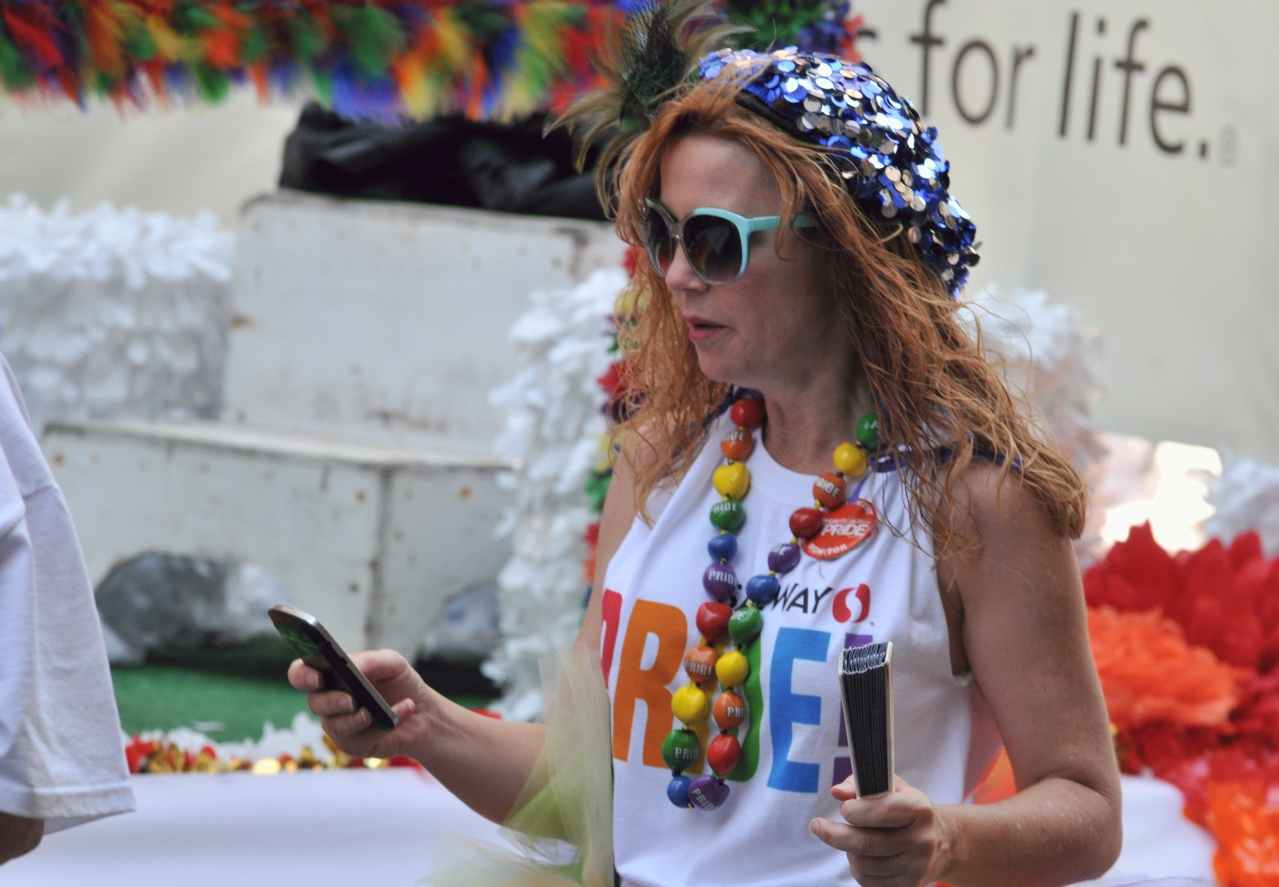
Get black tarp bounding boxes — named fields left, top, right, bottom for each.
left=279, top=103, right=607, bottom=221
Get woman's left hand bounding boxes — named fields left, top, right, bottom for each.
left=809, top=775, right=953, bottom=887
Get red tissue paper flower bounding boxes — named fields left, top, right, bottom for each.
left=1084, top=523, right=1279, bottom=672
left=1085, top=525, right=1279, bottom=885
left=596, top=363, right=622, bottom=400
left=1158, top=746, right=1279, bottom=828
left=622, top=246, right=639, bottom=279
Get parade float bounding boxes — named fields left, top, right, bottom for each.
left=0, top=0, right=1276, bottom=884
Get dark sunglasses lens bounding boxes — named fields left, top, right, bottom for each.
left=683, top=215, right=742, bottom=283
left=644, top=207, right=675, bottom=273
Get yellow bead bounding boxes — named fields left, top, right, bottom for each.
left=712, top=462, right=751, bottom=500
left=671, top=684, right=709, bottom=725
left=715, top=650, right=749, bottom=687
left=833, top=442, right=868, bottom=477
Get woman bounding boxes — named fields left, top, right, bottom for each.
left=289, top=15, right=1121, bottom=887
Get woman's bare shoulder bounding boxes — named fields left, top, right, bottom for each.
left=933, top=461, right=1075, bottom=653
left=937, top=461, right=1063, bottom=559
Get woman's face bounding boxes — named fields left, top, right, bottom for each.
left=657, top=133, right=843, bottom=393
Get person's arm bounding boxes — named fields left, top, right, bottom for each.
left=290, top=433, right=643, bottom=824
left=0, top=812, right=42, bottom=865
left=292, top=652, right=544, bottom=823
left=811, top=465, right=1121, bottom=887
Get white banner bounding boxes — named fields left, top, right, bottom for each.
left=855, top=0, right=1278, bottom=460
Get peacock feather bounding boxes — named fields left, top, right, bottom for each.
left=548, top=0, right=745, bottom=185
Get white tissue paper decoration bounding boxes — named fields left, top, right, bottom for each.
left=959, top=285, right=1104, bottom=470
left=1204, top=453, right=1279, bottom=556
left=130, top=711, right=335, bottom=765
left=483, top=268, right=626, bottom=720
left=0, top=195, right=235, bottom=432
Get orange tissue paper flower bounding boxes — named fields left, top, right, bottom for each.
left=1205, top=779, right=1279, bottom=887
left=1089, top=605, right=1241, bottom=731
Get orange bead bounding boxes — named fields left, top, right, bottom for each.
left=813, top=472, right=847, bottom=509
left=713, top=690, right=747, bottom=730
left=683, top=645, right=718, bottom=684
left=721, top=427, right=754, bottom=462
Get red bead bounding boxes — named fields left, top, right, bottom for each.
left=720, top=427, right=754, bottom=462
left=789, top=507, right=825, bottom=539
left=813, top=472, right=847, bottom=509
left=696, top=602, right=733, bottom=642
left=707, top=733, right=741, bottom=777
left=729, top=398, right=765, bottom=430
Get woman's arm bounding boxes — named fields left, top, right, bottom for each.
left=289, top=646, right=546, bottom=823
left=930, top=466, right=1122, bottom=885
left=812, top=465, right=1121, bottom=887
left=289, top=433, right=643, bottom=824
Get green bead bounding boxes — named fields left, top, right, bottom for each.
left=856, top=413, right=880, bottom=451
left=661, top=728, right=701, bottom=774
left=729, top=604, right=764, bottom=647
left=709, top=499, right=745, bottom=532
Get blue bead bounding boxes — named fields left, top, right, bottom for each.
left=708, top=533, right=737, bottom=562
left=667, top=774, right=692, bottom=808
left=745, top=574, right=781, bottom=605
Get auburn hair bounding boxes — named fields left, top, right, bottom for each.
left=606, top=78, right=1087, bottom=554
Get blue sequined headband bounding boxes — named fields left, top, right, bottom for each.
left=698, top=46, right=979, bottom=297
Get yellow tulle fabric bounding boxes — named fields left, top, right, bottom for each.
left=428, top=645, right=614, bottom=887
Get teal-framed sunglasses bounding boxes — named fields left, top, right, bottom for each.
left=643, top=199, right=818, bottom=285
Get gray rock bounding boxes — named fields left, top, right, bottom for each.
left=97, top=554, right=294, bottom=661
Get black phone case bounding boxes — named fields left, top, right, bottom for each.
left=268, top=605, right=399, bottom=731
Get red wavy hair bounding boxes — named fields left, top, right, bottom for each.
left=606, top=79, right=1087, bottom=554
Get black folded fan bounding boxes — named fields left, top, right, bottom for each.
left=838, top=641, right=895, bottom=799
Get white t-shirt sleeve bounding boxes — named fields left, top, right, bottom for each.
left=0, top=356, right=135, bottom=831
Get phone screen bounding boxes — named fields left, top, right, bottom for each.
left=276, top=624, right=326, bottom=664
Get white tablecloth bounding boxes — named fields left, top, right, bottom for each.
left=0, top=772, right=1216, bottom=886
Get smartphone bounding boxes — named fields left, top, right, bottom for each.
left=268, top=605, right=399, bottom=731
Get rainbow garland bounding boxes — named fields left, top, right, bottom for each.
left=0, top=0, right=862, bottom=123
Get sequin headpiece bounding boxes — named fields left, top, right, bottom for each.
left=552, top=2, right=978, bottom=296
left=699, top=46, right=978, bottom=295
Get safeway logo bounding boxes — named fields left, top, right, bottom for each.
left=832, top=583, right=871, bottom=623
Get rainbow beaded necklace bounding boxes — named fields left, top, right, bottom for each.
left=663, top=395, right=882, bottom=811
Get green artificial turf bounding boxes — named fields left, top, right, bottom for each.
left=112, top=666, right=314, bottom=742
left=112, top=662, right=499, bottom=743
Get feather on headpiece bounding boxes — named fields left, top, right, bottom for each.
left=548, top=0, right=744, bottom=185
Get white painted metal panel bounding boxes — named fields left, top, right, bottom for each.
left=45, top=419, right=507, bottom=654
left=223, top=192, right=626, bottom=451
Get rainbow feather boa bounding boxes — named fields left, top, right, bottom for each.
left=0, top=0, right=624, bottom=122
left=0, top=0, right=861, bottom=123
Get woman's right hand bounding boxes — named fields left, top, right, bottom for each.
left=287, top=649, right=430, bottom=761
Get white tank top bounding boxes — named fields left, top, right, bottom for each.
left=600, top=410, right=1003, bottom=887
